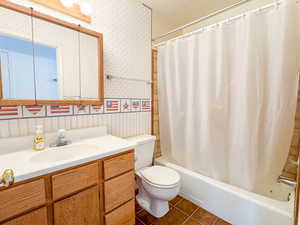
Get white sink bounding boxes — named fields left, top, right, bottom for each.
left=29, top=144, right=99, bottom=163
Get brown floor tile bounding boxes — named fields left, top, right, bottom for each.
left=191, top=208, right=218, bottom=225
left=136, top=196, right=229, bottom=225
left=136, top=201, right=143, bottom=214
left=135, top=217, right=146, bottom=225
left=175, top=199, right=198, bottom=215
left=183, top=218, right=202, bottom=225
left=137, top=207, right=188, bottom=225
left=162, top=207, right=189, bottom=225
left=137, top=210, right=167, bottom=225
left=214, top=218, right=232, bottom=225
left=169, top=195, right=183, bottom=206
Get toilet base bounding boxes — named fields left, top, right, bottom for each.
left=136, top=193, right=169, bottom=218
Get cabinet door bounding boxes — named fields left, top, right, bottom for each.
left=54, top=186, right=100, bottom=225
left=2, top=207, right=47, bottom=225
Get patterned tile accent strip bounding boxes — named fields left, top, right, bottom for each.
left=0, top=105, right=21, bottom=119
left=131, top=99, right=141, bottom=112
left=0, top=98, right=151, bottom=120
left=23, top=105, right=46, bottom=118
left=47, top=105, right=73, bottom=117
left=104, top=99, right=121, bottom=113
left=141, top=99, right=151, bottom=111
left=90, top=104, right=104, bottom=114
left=74, top=105, right=90, bottom=115
left=121, top=99, right=131, bottom=113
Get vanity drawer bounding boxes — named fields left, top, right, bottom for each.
left=104, top=171, right=135, bottom=212
left=2, top=207, right=48, bottom=225
left=105, top=199, right=135, bottom=225
left=103, top=151, right=134, bottom=180
left=52, top=162, right=99, bottom=200
left=0, top=179, right=46, bottom=222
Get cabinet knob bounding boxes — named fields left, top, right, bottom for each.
left=1, top=169, right=15, bottom=187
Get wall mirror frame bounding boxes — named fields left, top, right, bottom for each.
left=0, top=0, right=104, bottom=106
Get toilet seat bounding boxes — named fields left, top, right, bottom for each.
left=139, top=166, right=180, bottom=189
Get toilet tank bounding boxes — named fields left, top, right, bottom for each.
left=126, top=135, right=156, bottom=171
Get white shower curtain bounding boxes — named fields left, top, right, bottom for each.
left=158, top=0, right=300, bottom=195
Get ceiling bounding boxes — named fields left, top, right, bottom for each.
left=141, top=0, right=241, bottom=37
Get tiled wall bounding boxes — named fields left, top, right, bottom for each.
left=152, top=50, right=161, bottom=158
left=0, top=98, right=151, bottom=138
left=0, top=0, right=152, bottom=139
left=281, top=79, right=300, bottom=181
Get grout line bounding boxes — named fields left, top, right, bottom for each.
left=181, top=207, right=199, bottom=225
left=136, top=216, right=146, bottom=225
left=136, top=207, right=144, bottom=215
left=171, top=198, right=183, bottom=207
left=173, top=204, right=197, bottom=217
left=212, top=217, right=220, bottom=225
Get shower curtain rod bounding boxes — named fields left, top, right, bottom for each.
left=152, top=0, right=254, bottom=42
left=153, top=0, right=286, bottom=47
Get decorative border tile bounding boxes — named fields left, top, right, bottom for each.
left=131, top=99, right=141, bottom=112
left=0, top=98, right=151, bottom=120
left=0, top=105, right=22, bottom=119
left=47, top=105, right=73, bottom=117
left=121, top=99, right=131, bottom=113
left=23, top=105, right=46, bottom=118
left=104, top=99, right=121, bottom=113
left=74, top=105, right=90, bottom=115
left=90, top=104, right=104, bottom=114
left=141, top=99, right=151, bottom=112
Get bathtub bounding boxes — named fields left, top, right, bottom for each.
left=156, top=157, right=294, bottom=225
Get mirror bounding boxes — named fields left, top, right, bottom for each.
left=0, top=1, right=103, bottom=105
left=79, top=32, right=99, bottom=100
left=33, top=16, right=81, bottom=101
left=0, top=6, right=35, bottom=101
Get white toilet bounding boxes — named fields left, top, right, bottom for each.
left=126, top=135, right=181, bottom=218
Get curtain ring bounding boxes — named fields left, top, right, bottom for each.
left=276, top=1, right=281, bottom=9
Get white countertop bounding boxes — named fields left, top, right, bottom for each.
left=0, top=134, right=136, bottom=184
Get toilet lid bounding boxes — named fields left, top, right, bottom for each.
left=139, top=166, right=180, bottom=187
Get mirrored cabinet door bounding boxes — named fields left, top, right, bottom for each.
left=79, top=32, right=99, bottom=100
left=0, top=6, right=35, bottom=100
left=33, top=17, right=80, bottom=101
left=0, top=1, right=104, bottom=106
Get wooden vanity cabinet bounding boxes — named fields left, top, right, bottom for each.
left=1, top=208, right=48, bottom=225
left=54, top=186, right=100, bottom=225
left=0, top=179, right=46, bottom=223
left=0, top=150, right=135, bottom=225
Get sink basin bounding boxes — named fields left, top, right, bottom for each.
left=29, top=144, right=99, bottom=163
left=30, top=150, right=76, bottom=163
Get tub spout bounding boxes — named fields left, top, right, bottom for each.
left=277, top=176, right=297, bottom=188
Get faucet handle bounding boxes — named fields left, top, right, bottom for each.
left=58, top=129, right=66, bottom=137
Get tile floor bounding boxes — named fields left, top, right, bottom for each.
left=135, top=196, right=232, bottom=225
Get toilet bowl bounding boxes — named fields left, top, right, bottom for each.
left=126, top=135, right=181, bottom=218
left=136, top=165, right=180, bottom=218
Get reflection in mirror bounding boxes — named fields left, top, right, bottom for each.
left=33, top=17, right=80, bottom=100
left=0, top=7, right=35, bottom=100
left=79, top=32, right=99, bottom=100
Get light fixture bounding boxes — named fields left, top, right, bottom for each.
left=78, top=1, right=92, bottom=16
left=60, top=0, right=93, bottom=16
left=60, top=0, right=74, bottom=8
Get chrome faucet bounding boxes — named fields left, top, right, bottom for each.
left=50, top=129, right=71, bottom=147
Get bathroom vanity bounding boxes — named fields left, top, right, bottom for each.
left=0, top=128, right=136, bottom=225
